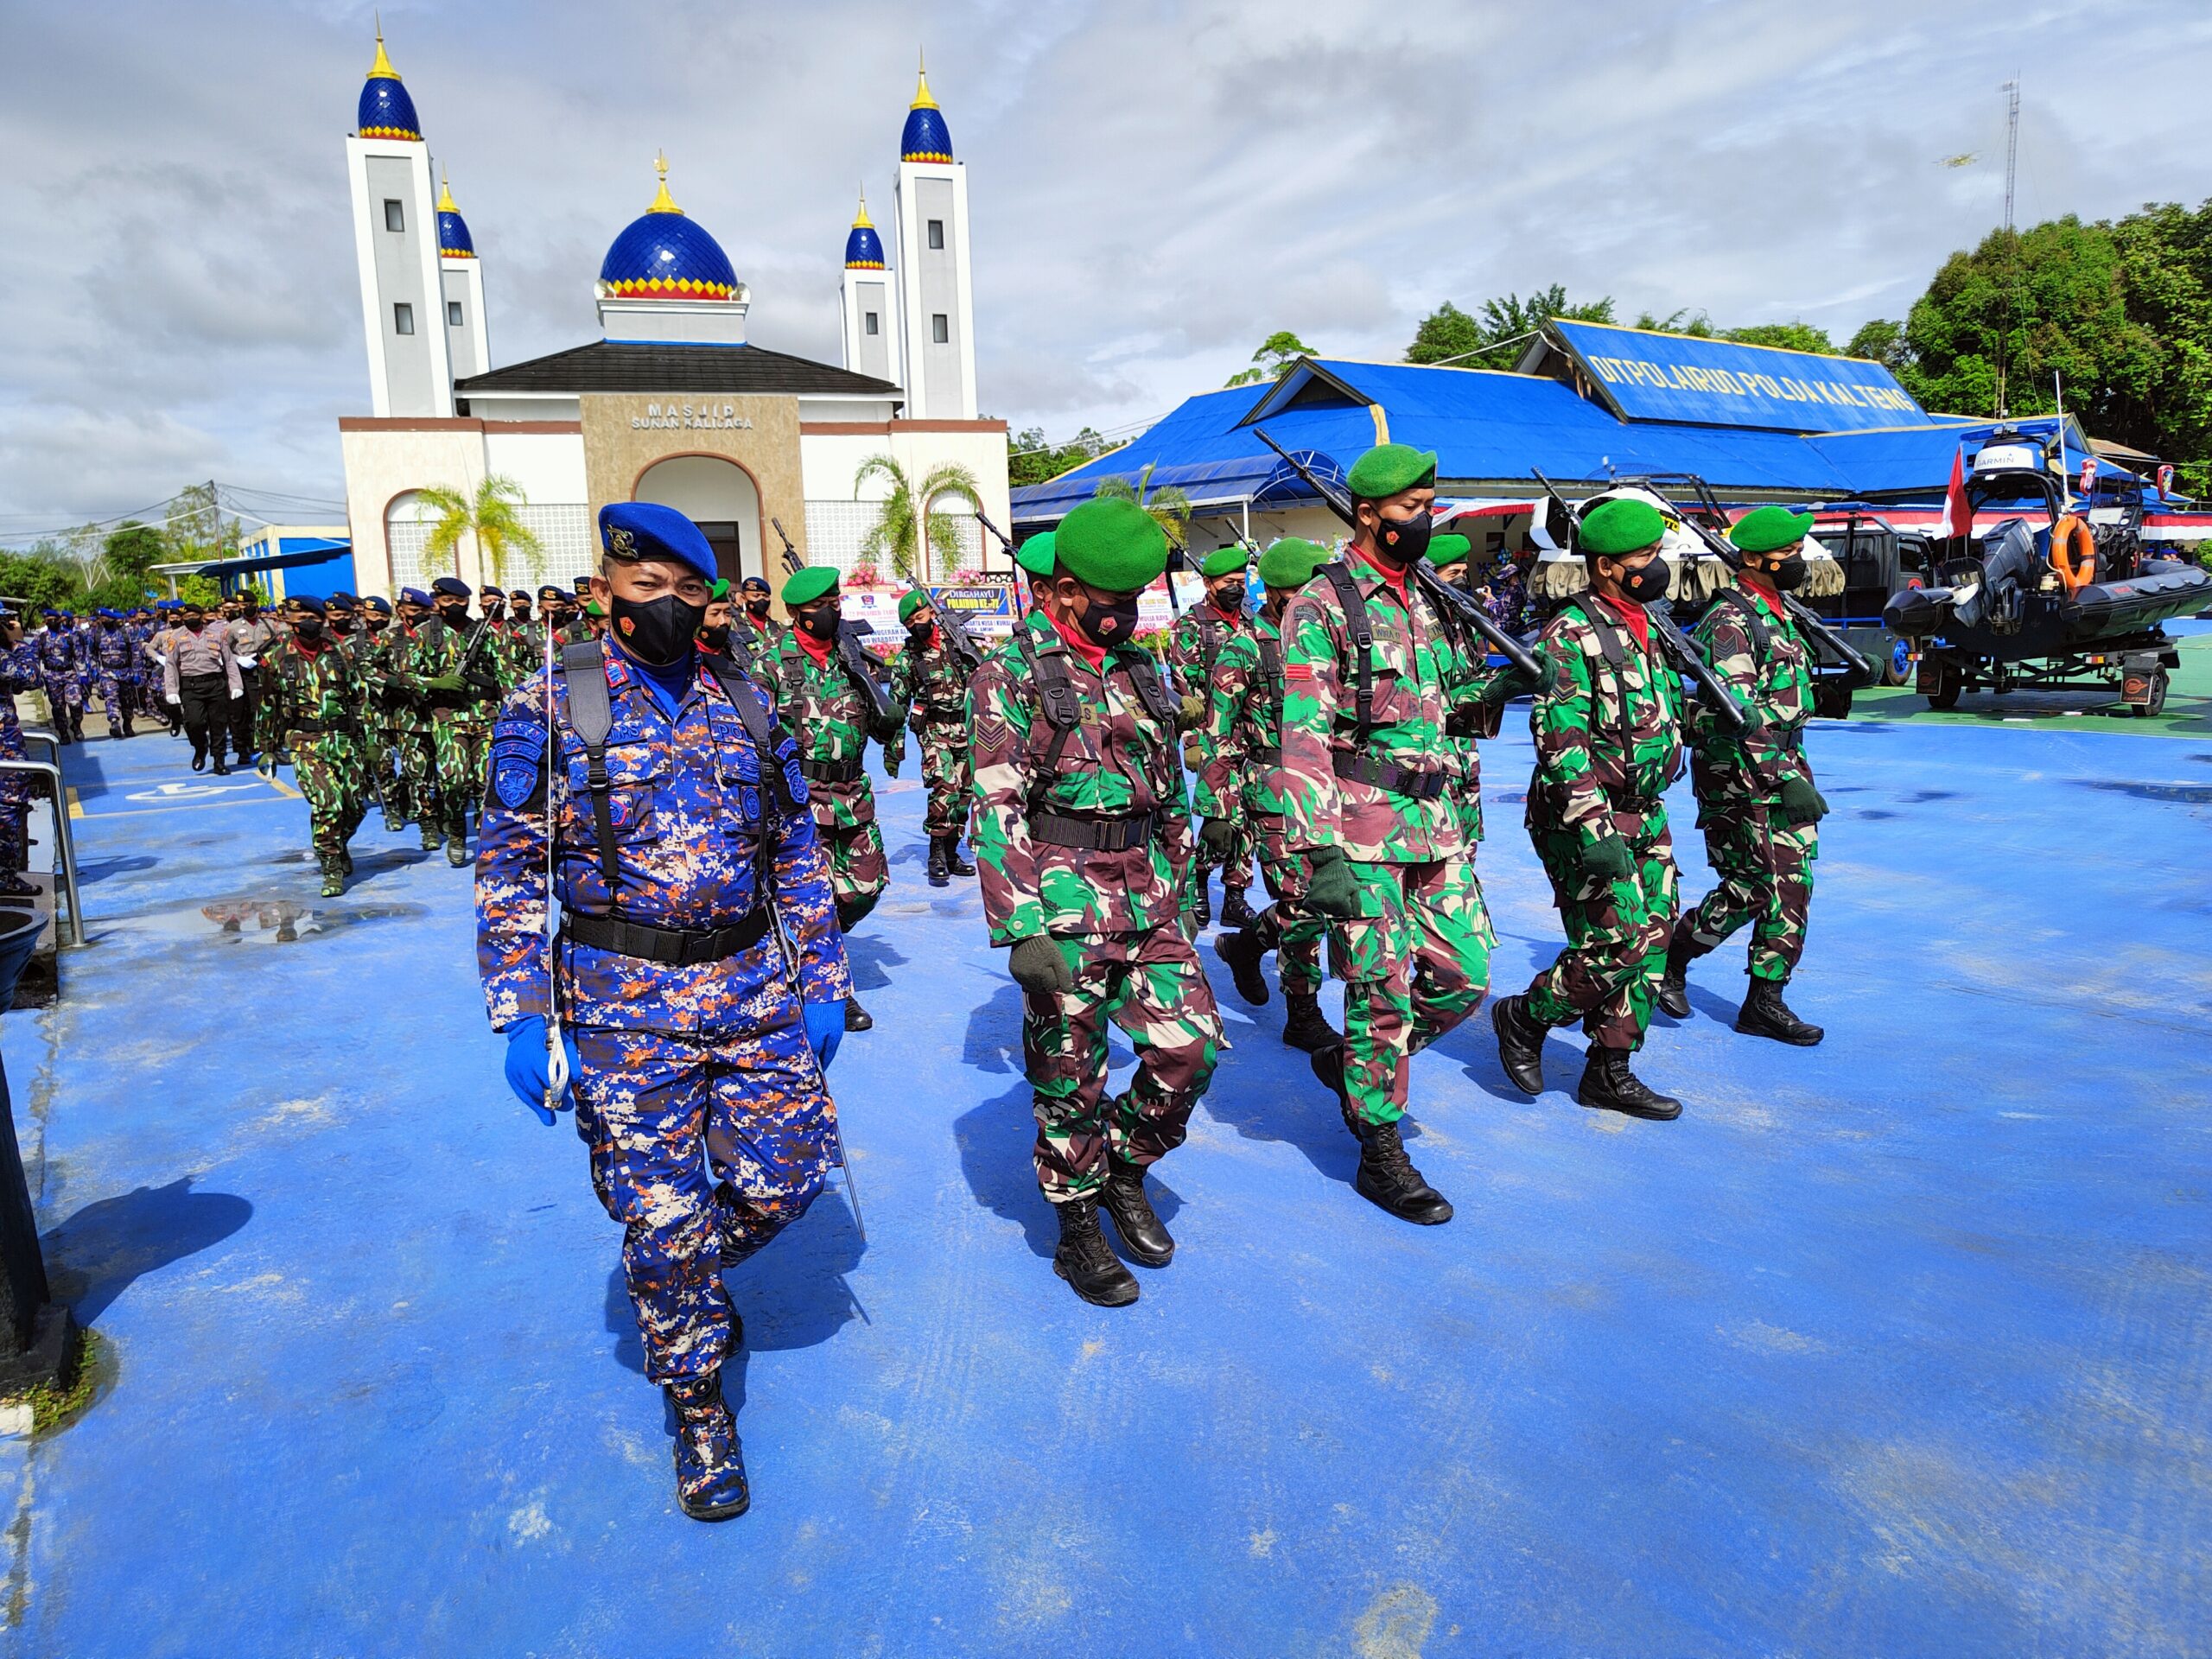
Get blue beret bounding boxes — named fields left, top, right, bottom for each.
left=364, top=595, right=392, bottom=615
left=399, top=588, right=431, bottom=606
left=291, top=595, right=326, bottom=615
left=327, top=591, right=358, bottom=607
left=430, top=576, right=472, bottom=600
left=598, top=501, right=718, bottom=586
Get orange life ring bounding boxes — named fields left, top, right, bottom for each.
left=2050, top=515, right=2096, bottom=594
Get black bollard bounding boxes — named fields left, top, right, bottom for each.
left=0, top=909, right=76, bottom=1392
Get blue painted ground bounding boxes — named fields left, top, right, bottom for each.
left=4, top=705, right=2209, bottom=1658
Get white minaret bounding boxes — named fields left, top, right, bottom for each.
left=838, top=188, right=901, bottom=387
left=343, top=27, right=454, bottom=417
left=436, top=172, right=490, bottom=380
left=890, top=56, right=977, bottom=419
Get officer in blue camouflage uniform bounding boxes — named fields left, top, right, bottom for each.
left=0, top=611, right=45, bottom=898
left=478, top=502, right=853, bottom=1522
left=35, top=611, right=86, bottom=744
left=90, top=610, right=141, bottom=738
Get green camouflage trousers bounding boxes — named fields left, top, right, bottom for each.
left=396, top=728, right=439, bottom=842
left=1685, top=806, right=1817, bottom=982
left=429, top=712, right=490, bottom=842
left=812, top=784, right=889, bottom=916
left=1254, top=849, right=1325, bottom=998
left=364, top=724, right=406, bottom=827
left=1328, top=857, right=1495, bottom=1128
left=1020, top=926, right=1223, bottom=1201
left=1527, top=812, right=1679, bottom=1051
left=289, top=732, right=367, bottom=874
left=915, top=717, right=971, bottom=837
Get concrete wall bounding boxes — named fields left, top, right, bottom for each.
left=842, top=275, right=895, bottom=385
left=578, top=392, right=809, bottom=569
left=632, top=454, right=764, bottom=582
left=339, top=420, right=488, bottom=596
left=360, top=152, right=447, bottom=418
left=442, top=259, right=488, bottom=379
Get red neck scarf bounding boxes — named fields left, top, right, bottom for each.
left=1351, top=541, right=1410, bottom=602
left=1737, top=567, right=1782, bottom=614
left=1206, top=597, right=1241, bottom=624
left=796, top=626, right=835, bottom=668
left=1596, top=590, right=1652, bottom=651
left=1046, top=606, right=1108, bottom=671
left=295, top=633, right=328, bottom=658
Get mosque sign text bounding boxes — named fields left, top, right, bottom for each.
left=631, top=401, right=757, bottom=432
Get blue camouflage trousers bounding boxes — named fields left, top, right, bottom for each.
left=572, top=1004, right=837, bottom=1383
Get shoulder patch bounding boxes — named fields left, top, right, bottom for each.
left=489, top=722, right=547, bottom=811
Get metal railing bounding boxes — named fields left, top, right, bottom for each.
left=0, top=759, right=82, bottom=948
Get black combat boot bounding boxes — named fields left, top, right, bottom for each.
left=1192, top=874, right=1212, bottom=931
left=339, top=845, right=354, bottom=876
left=1219, top=884, right=1258, bottom=931
left=1735, top=977, right=1823, bottom=1046
left=927, top=836, right=950, bottom=888
left=1355, top=1120, right=1453, bottom=1225
left=1052, top=1197, right=1139, bottom=1306
left=211, top=752, right=231, bottom=776
left=1308, top=1043, right=1361, bottom=1136
left=1281, top=992, right=1339, bottom=1053
left=1575, top=1047, right=1682, bottom=1121
left=1100, top=1158, right=1174, bottom=1267
left=844, top=996, right=873, bottom=1032
left=945, top=837, right=975, bottom=877
left=319, top=862, right=345, bottom=899
left=1215, top=925, right=1269, bottom=1007
left=1656, top=922, right=1711, bottom=1020
left=666, top=1371, right=751, bottom=1521
left=446, top=836, right=470, bottom=868
left=1491, top=994, right=1551, bottom=1096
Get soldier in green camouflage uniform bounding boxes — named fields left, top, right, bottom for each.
left=1281, top=444, right=1505, bottom=1226
left=770, top=567, right=901, bottom=1032
left=887, top=588, right=979, bottom=887
left=1165, top=545, right=1258, bottom=930
left=1202, top=538, right=1338, bottom=1054
left=257, top=598, right=367, bottom=897
left=396, top=576, right=503, bottom=867
left=1492, top=496, right=1688, bottom=1121
left=969, top=498, right=1220, bottom=1306
left=1661, top=505, right=1830, bottom=1046
left=352, top=596, right=413, bottom=831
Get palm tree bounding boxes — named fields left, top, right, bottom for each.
left=855, top=456, right=983, bottom=581
left=1093, top=461, right=1192, bottom=550
left=419, top=475, right=543, bottom=587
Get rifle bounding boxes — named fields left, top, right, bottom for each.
left=1252, top=429, right=1542, bottom=682
left=770, top=518, right=804, bottom=577
left=453, top=614, right=504, bottom=701
left=836, top=620, right=893, bottom=726
left=926, top=590, right=985, bottom=672
left=973, top=506, right=1018, bottom=556
left=1529, top=471, right=1747, bottom=733
left=1661, top=486, right=1877, bottom=686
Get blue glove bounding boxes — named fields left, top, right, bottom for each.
left=502, top=1015, right=579, bottom=1126
left=802, top=999, right=845, bottom=1071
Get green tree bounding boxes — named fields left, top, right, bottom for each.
left=418, top=475, right=543, bottom=586
left=855, top=455, right=983, bottom=581
left=1412, top=288, right=1615, bottom=370
left=1405, top=302, right=1485, bottom=365
left=1846, top=319, right=1916, bottom=377
left=1007, top=424, right=1112, bottom=489
left=0, top=550, right=80, bottom=610
left=1093, top=461, right=1192, bottom=550
left=1224, top=330, right=1316, bottom=387
left=1633, top=308, right=1715, bottom=337
left=103, top=522, right=169, bottom=597
left=1723, top=322, right=1836, bottom=354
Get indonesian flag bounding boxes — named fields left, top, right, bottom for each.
left=1935, top=443, right=1971, bottom=540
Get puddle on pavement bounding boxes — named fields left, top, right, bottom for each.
left=131, top=893, right=429, bottom=944
left=2078, top=779, right=2212, bottom=804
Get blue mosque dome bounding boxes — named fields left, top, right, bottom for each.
left=843, top=191, right=886, bottom=270
left=436, top=175, right=475, bottom=257
left=899, top=60, right=953, bottom=163
left=356, top=29, right=422, bottom=141
left=597, top=154, right=740, bottom=300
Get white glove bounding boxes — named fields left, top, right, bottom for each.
left=235, top=656, right=257, bottom=671
left=165, top=691, right=181, bottom=705
left=229, top=687, right=244, bottom=699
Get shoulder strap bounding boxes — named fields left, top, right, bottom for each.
left=1318, top=561, right=1375, bottom=753
left=557, top=640, right=623, bottom=908
left=699, top=654, right=798, bottom=817
left=1115, top=649, right=1179, bottom=728
left=1255, top=632, right=1282, bottom=684
left=1030, top=648, right=1085, bottom=779
left=1708, top=588, right=1771, bottom=662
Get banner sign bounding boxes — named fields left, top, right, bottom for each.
left=930, top=581, right=1020, bottom=639
left=1549, top=319, right=1926, bottom=435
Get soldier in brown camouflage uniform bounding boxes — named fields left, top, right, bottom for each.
left=968, top=498, right=1221, bottom=1308
left=887, top=588, right=978, bottom=887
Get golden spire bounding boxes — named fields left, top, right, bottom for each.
left=368, top=11, right=399, bottom=79
left=852, top=186, right=873, bottom=229
left=911, top=48, right=938, bottom=110
left=437, top=169, right=458, bottom=213
left=646, top=149, right=683, bottom=215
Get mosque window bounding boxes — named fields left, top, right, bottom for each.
left=927, top=219, right=944, bottom=251
left=384, top=199, right=405, bottom=232
left=448, top=300, right=464, bottom=328
left=931, top=314, right=949, bottom=344
left=865, top=312, right=880, bottom=336
left=393, top=302, right=415, bottom=336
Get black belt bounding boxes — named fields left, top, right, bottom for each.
left=921, top=708, right=966, bottom=724
left=1253, top=745, right=1282, bottom=765
left=287, top=719, right=361, bottom=736
left=799, top=756, right=864, bottom=785
left=1028, top=810, right=1156, bottom=852
left=1333, top=751, right=1448, bottom=802
left=563, top=908, right=771, bottom=966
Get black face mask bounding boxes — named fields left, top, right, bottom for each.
left=1211, top=582, right=1247, bottom=612
left=330, top=615, right=356, bottom=634
left=610, top=592, right=705, bottom=666
left=698, top=622, right=731, bottom=652
left=1770, top=551, right=1809, bottom=592
left=294, top=617, right=325, bottom=642
left=1077, top=592, right=1141, bottom=646
left=1372, top=509, right=1433, bottom=568
left=366, top=618, right=389, bottom=634
left=745, top=598, right=772, bottom=620
left=437, top=602, right=471, bottom=629
left=1615, top=557, right=1671, bottom=605
left=794, top=606, right=840, bottom=643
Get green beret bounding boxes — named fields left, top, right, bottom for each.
left=1256, top=537, right=1329, bottom=589
left=781, top=566, right=840, bottom=607
left=1199, top=545, right=1248, bottom=579
left=1016, top=532, right=1058, bottom=578
left=709, top=577, right=730, bottom=601
left=1425, top=532, right=1471, bottom=569
left=1345, top=442, right=1438, bottom=501
left=898, top=588, right=932, bottom=625
left=1729, top=505, right=1815, bottom=555
left=1578, top=498, right=1668, bottom=558
left=582, top=600, right=606, bottom=619
left=1055, top=498, right=1169, bottom=594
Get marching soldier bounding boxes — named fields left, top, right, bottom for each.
left=0, top=610, right=44, bottom=899
left=887, top=588, right=977, bottom=887
left=1280, top=444, right=1497, bottom=1225
left=160, top=598, right=245, bottom=773
left=478, top=501, right=853, bottom=1522
left=1426, top=532, right=1472, bottom=589
left=35, top=610, right=86, bottom=743
left=1015, top=532, right=1056, bottom=613
left=257, top=598, right=367, bottom=898
left=397, top=576, right=502, bottom=866
left=1166, top=545, right=1258, bottom=930
left=90, top=610, right=140, bottom=738
left=968, top=497, right=1222, bottom=1306
left=697, top=579, right=734, bottom=658
left=769, top=568, right=900, bottom=1032
left=735, top=575, right=784, bottom=653
left=1204, top=538, right=1338, bottom=1053
left=1660, top=505, right=1829, bottom=1046
left=385, top=589, right=443, bottom=848
left=353, top=596, right=411, bottom=830
left=226, top=591, right=281, bottom=766
left=1491, top=496, right=1687, bottom=1120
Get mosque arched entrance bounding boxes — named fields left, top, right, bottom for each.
left=632, top=454, right=762, bottom=584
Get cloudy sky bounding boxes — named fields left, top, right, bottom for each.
left=3, top=0, right=2209, bottom=540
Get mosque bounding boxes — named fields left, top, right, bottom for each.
left=334, top=30, right=1011, bottom=604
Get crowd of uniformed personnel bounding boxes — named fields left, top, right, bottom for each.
left=449, top=445, right=1838, bottom=1522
